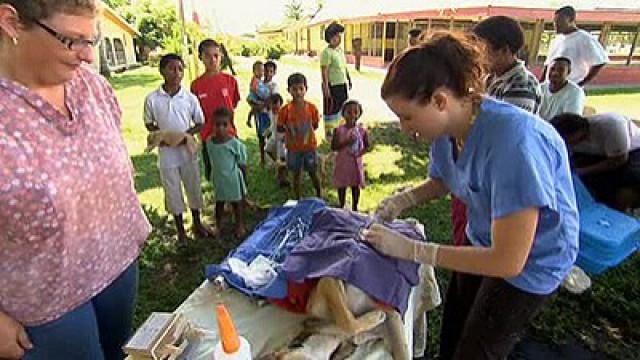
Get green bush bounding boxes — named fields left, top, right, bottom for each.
left=221, top=35, right=294, bottom=59
left=265, top=36, right=294, bottom=60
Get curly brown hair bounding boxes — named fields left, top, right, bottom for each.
left=1, top=0, right=98, bottom=27
left=381, top=31, right=488, bottom=104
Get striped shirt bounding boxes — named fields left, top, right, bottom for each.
left=487, top=60, right=542, bottom=114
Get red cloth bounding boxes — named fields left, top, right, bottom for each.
left=270, top=279, right=394, bottom=315
left=270, top=279, right=318, bottom=313
left=190, top=72, right=240, bottom=141
left=451, top=196, right=467, bottom=246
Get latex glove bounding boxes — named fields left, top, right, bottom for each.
left=374, top=189, right=419, bottom=222
left=363, top=224, right=439, bottom=265
left=0, top=312, right=32, bottom=359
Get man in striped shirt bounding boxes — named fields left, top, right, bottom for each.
left=474, top=16, right=542, bottom=114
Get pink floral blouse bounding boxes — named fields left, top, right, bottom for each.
left=0, top=66, right=150, bottom=326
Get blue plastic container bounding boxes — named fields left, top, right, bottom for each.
left=576, top=204, right=640, bottom=274
left=572, top=175, right=640, bottom=274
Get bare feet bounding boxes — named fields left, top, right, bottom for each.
left=193, top=223, right=216, bottom=238
left=235, top=225, right=247, bottom=239
left=243, top=198, right=259, bottom=210
left=210, top=226, right=220, bottom=238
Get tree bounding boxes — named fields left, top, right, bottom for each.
left=123, top=0, right=178, bottom=49
left=102, top=0, right=129, bottom=9
left=285, top=0, right=305, bottom=21
left=311, top=0, right=325, bottom=19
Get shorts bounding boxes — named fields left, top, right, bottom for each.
left=158, top=160, right=204, bottom=215
left=256, top=112, right=271, bottom=139
left=287, top=150, right=318, bottom=173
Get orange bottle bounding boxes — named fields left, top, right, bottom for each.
left=213, top=304, right=252, bottom=359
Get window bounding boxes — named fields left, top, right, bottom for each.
left=370, top=22, right=383, bottom=57
left=607, top=25, right=637, bottom=63
left=385, top=22, right=396, bottom=39
left=104, top=38, right=115, bottom=67
left=113, top=38, right=126, bottom=65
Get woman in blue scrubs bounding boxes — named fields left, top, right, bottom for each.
left=364, top=31, right=579, bottom=360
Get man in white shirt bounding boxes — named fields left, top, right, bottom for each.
left=144, top=54, right=213, bottom=242
left=539, top=57, right=586, bottom=121
left=552, top=112, right=640, bottom=210
left=542, top=6, right=609, bottom=87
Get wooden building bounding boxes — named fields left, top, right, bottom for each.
left=285, top=5, right=640, bottom=68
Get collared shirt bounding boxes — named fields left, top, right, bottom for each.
left=545, top=29, right=609, bottom=84
left=0, top=66, right=150, bottom=326
left=144, top=86, right=204, bottom=168
left=487, top=60, right=542, bottom=114
left=429, top=97, right=579, bottom=295
left=539, top=80, right=585, bottom=121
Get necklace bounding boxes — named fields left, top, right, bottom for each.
left=453, top=99, right=481, bottom=152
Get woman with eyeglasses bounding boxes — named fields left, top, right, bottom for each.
left=0, top=1, right=150, bottom=359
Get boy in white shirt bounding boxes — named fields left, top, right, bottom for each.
left=539, top=57, right=585, bottom=121
left=144, top=54, right=214, bottom=242
left=542, top=6, right=609, bottom=87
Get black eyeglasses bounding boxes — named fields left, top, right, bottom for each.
left=33, top=19, right=101, bottom=51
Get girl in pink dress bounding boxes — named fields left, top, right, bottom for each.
left=331, top=99, right=370, bottom=211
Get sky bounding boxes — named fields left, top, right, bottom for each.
left=184, top=0, right=319, bottom=35
left=184, top=0, right=640, bottom=36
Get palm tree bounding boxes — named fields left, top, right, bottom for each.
left=285, top=0, right=304, bottom=21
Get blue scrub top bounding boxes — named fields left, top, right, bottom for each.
left=429, top=97, right=579, bottom=295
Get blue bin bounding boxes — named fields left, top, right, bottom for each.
left=572, top=175, right=640, bottom=274
left=576, top=204, right=640, bottom=274
left=572, top=173, right=595, bottom=211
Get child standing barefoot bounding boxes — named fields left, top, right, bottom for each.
left=278, top=73, right=322, bottom=199
left=208, top=107, right=248, bottom=238
left=144, top=54, right=214, bottom=243
left=331, top=99, right=369, bottom=211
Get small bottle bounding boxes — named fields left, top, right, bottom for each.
left=213, top=304, right=252, bottom=360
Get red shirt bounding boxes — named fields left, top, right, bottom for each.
left=191, top=72, right=240, bottom=141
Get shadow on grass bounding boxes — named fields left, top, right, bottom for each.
left=110, top=72, right=160, bottom=91
left=135, top=201, right=270, bottom=327
left=131, top=152, right=162, bottom=193
left=367, top=122, right=430, bottom=184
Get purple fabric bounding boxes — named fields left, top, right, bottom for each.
left=281, top=208, right=425, bottom=315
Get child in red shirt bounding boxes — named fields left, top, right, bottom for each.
left=191, top=39, right=240, bottom=179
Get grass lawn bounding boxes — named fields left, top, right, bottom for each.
left=111, top=58, right=639, bottom=359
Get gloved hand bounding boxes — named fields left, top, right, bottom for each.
left=374, top=189, right=419, bottom=222
left=362, top=224, right=439, bottom=265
